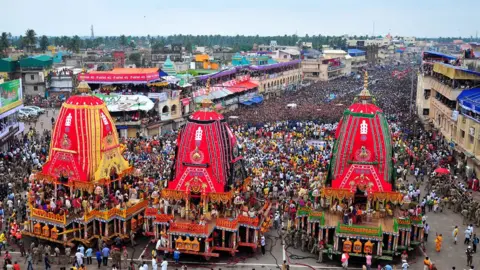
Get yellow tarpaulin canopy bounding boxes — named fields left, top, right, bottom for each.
left=433, top=62, right=480, bottom=80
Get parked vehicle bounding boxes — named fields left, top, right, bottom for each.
left=25, top=106, right=45, bottom=114
left=19, top=107, right=38, bottom=117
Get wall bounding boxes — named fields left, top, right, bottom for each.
left=158, top=97, right=182, bottom=122
left=24, top=84, right=46, bottom=96
left=416, top=74, right=432, bottom=120
left=23, top=71, right=44, bottom=84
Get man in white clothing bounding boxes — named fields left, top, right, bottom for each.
left=161, top=259, right=168, bottom=270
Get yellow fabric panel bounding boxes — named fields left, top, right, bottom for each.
left=433, top=62, right=480, bottom=80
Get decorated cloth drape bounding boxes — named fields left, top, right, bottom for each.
left=39, top=95, right=131, bottom=182
left=328, top=91, right=393, bottom=193
left=321, top=188, right=354, bottom=200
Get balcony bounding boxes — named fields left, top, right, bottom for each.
left=424, top=76, right=463, bottom=101
left=328, top=64, right=346, bottom=72
left=431, top=98, right=453, bottom=118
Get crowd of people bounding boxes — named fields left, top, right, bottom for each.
left=0, top=59, right=478, bottom=270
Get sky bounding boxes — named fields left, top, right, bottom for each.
left=3, top=0, right=479, bottom=38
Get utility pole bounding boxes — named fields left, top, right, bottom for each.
left=91, top=25, right=95, bottom=40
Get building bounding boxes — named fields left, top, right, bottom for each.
left=193, top=54, right=220, bottom=70
left=249, top=60, right=302, bottom=98
left=417, top=51, right=480, bottom=175
left=402, top=37, right=416, bottom=46
left=273, top=49, right=300, bottom=62
left=457, top=88, right=480, bottom=176
left=162, top=56, right=177, bottom=76
left=19, top=55, right=53, bottom=97
left=257, top=41, right=298, bottom=52
left=416, top=51, right=459, bottom=123
left=302, top=51, right=351, bottom=81
left=348, top=49, right=367, bottom=72
left=0, top=79, right=25, bottom=151
left=47, top=67, right=82, bottom=98
left=151, top=44, right=183, bottom=66
left=112, top=51, right=126, bottom=68
left=231, top=53, right=275, bottom=66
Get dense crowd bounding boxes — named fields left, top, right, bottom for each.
left=0, top=60, right=478, bottom=270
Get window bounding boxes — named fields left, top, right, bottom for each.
left=33, top=86, right=38, bottom=91
left=30, top=75, right=35, bottom=80
left=461, top=130, right=465, bottom=139
left=171, top=105, right=177, bottom=115
left=424, top=89, right=431, bottom=99
left=423, top=109, right=429, bottom=115
left=162, top=106, right=169, bottom=114
left=283, top=55, right=287, bottom=59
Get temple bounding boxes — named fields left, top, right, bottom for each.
left=292, top=72, right=424, bottom=263
left=23, top=82, right=147, bottom=246
left=143, top=82, right=270, bottom=259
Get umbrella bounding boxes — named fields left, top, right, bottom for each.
left=434, top=168, right=450, bottom=175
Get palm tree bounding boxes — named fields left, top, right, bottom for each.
left=24, top=29, right=37, bottom=53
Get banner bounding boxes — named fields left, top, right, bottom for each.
left=78, top=72, right=159, bottom=83
left=94, top=93, right=155, bottom=112
left=0, top=79, right=23, bottom=114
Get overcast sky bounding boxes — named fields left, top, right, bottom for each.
left=3, top=0, right=478, bottom=37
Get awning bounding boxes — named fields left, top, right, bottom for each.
left=94, top=93, right=155, bottom=112
left=458, top=88, right=480, bottom=114
left=181, top=97, right=191, bottom=106
left=433, top=62, right=480, bottom=80
left=194, top=88, right=233, bottom=103
left=227, top=81, right=258, bottom=93
left=423, top=51, right=457, bottom=61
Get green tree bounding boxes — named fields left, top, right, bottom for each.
left=17, top=35, right=24, bottom=49
left=68, top=35, right=81, bottom=53
left=128, top=52, right=142, bottom=67
left=0, top=32, right=9, bottom=57
left=24, top=29, right=37, bottom=52
left=120, top=35, right=127, bottom=48
left=129, top=40, right=136, bottom=49
left=39, top=35, right=49, bottom=51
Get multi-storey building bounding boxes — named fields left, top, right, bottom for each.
left=417, top=51, right=480, bottom=175
left=348, top=49, right=367, bottom=72
left=302, top=57, right=351, bottom=81
left=249, top=60, right=302, bottom=99
left=19, top=55, right=53, bottom=97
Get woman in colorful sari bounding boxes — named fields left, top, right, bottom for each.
left=435, top=234, right=443, bottom=252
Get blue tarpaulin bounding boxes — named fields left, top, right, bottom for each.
left=159, top=70, right=168, bottom=77
left=250, top=96, right=264, bottom=104
left=423, top=51, right=457, bottom=61
left=241, top=101, right=253, bottom=106
left=347, top=49, right=366, bottom=57
left=458, top=88, right=480, bottom=114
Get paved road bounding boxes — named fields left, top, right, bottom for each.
left=23, top=108, right=59, bottom=132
